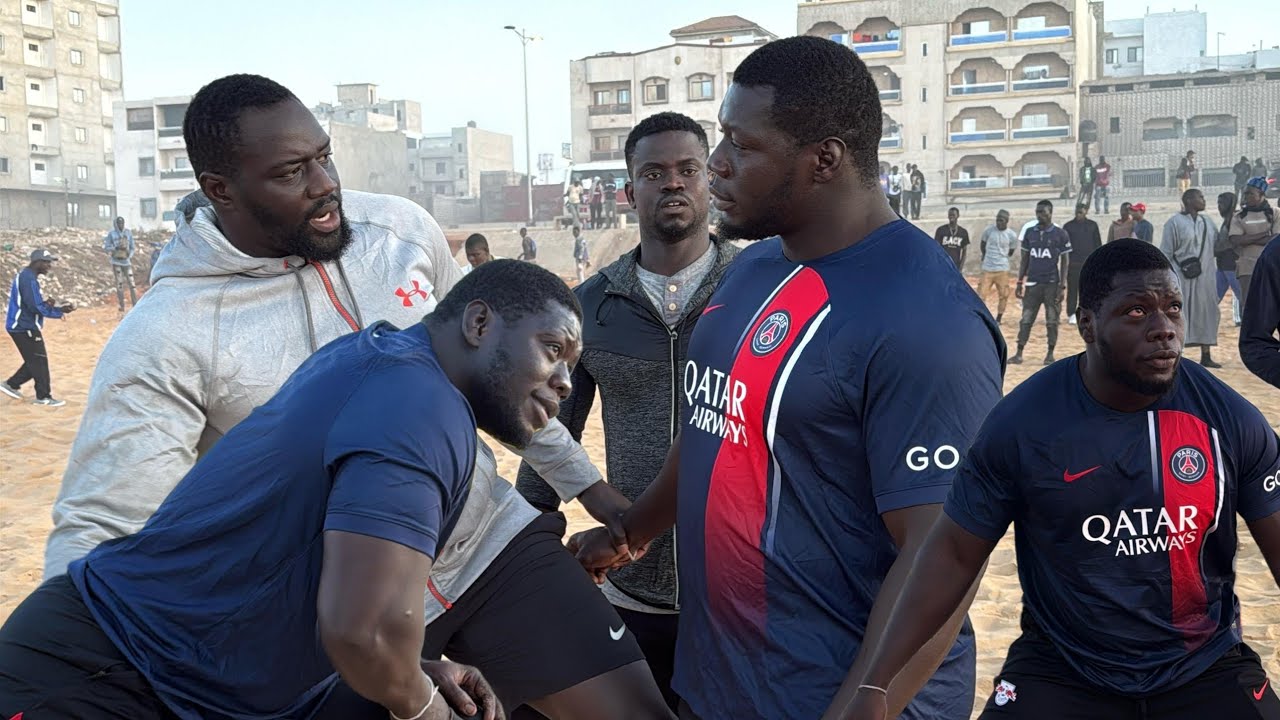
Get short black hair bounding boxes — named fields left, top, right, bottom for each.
left=464, top=233, right=489, bottom=251
left=624, top=112, right=709, bottom=172
left=428, top=259, right=582, bottom=327
left=1075, top=203, right=1089, bottom=211
left=732, top=36, right=881, bottom=185
left=948, top=206, right=960, bottom=214
left=184, top=74, right=297, bottom=179
left=1037, top=199, right=1054, bottom=211
left=1078, top=239, right=1173, bottom=313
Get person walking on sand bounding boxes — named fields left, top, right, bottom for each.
left=2, top=249, right=74, bottom=407
left=1161, top=189, right=1220, bottom=368
left=978, top=210, right=1018, bottom=324
left=102, top=216, right=137, bottom=311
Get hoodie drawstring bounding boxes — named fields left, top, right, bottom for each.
left=334, top=259, right=367, bottom=328
left=290, top=266, right=319, bottom=354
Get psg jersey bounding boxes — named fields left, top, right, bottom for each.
left=673, top=220, right=1006, bottom=719
left=946, top=358, right=1280, bottom=695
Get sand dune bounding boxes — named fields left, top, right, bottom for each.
left=1, top=286, right=1275, bottom=718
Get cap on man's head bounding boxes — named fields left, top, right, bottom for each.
left=1130, top=202, right=1147, bottom=213
left=30, top=249, right=58, bottom=262
left=1247, top=176, right=1269, bottom=193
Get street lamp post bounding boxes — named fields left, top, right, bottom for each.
left=1216, top=32, right=1225, bottom=71
left=505, top=25, right=535, bottom=224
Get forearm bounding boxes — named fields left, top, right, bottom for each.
left=823, top=535, right=984, bottom=718
left=1017, top=253, right=1029, bottom=281
left=323, top=612, right=434, bottom=716
left=622, top=433, right=680, bottom=548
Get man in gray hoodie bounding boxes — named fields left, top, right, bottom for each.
left=44, top=74, right=670, bottom=719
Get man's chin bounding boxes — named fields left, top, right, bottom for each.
left=295, top=217, right=353, bottom=262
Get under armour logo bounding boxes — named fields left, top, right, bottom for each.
left=395, top=280, right=431, bottom=307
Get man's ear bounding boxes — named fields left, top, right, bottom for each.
left=813, top=137, right=847, bottom=185
left=200, top=172, right=234, bottom=209
left=1078, top=308, right=1096, bottom=344
left=624, top=181, right=636, bottom=209
left=461, top=300, right=495, bottom=349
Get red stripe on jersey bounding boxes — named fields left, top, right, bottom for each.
left=703, top=267, right=829, bottom=638
left=1156, top=409, right=1219, bottom=651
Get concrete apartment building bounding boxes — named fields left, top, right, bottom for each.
left=1102, top=11, right=1280, bottom=78
left=112, top=95, right=195, bottom=230
left=798, top=0, right=1100, bottom=202
left=0, top=0, right=123, bottom=229
left=1081, top=69, right=1280, bottom=194
left=568, top=15, right=778, bottom=166
left=409, top=122, right=514, bottom=198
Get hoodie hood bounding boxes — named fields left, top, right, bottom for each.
left=152, top=205, right=312, bottom=283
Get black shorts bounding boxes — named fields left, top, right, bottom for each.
left=0, top=575, right=178, bottom=720
left=979, top=626, right=1280, bottom=719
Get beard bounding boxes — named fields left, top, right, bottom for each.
left=246, top=193, right=353, bottom=262
left=468, top=346, right=533, bottom=449
left=715, top=169, right=794, bottom=242
left=645, top=197, right=709, bottom=245
left=1097, top=333, right=1178, bottom=397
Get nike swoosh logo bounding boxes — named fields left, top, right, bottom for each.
left=1255, top=678, right=1270, bottom=701
left=1063, top=466, right=1101, bottom=483
left=701, top=304, right=725, bottom=316
left=609, top=625, right=626, bottom=641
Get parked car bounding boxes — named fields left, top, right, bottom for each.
left=1267, top=165, right=1280, bottom=199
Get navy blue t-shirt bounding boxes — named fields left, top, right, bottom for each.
left=68, top=321, right=476, bottom=719
left=674, top=220, right=1006, bottom=719
left=1021, top=223, right=1072, bottom=284
left=946, top=358, right=1280, bottom=695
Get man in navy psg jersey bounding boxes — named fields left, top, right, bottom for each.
left=570, top=37, right=1006, bottom=720
left=849, top=239, right=1280, bottom=720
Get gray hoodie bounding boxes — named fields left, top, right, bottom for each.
left=46, top=190, right=599, bottom=623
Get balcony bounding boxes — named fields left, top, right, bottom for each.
left=879, top=89, right=901, bottom=102
left=1011, top=76, right=1071, bottom=92
left=949, top=82, right=1007, bottom=96
left=102, top=115, right=115, bottom=128
left=588, top=103, right=632, bottom=116
left=101, top=77, right=122, bottom=91
left=852, top=39, right=901, bottom=55
left=879, top=135, right=902, bottom=149
left=104, top=152, right=114, bottom=165
left=160, top=169, right=195, bottom=180
left=30, top=144, right=60, bottom=157
left=949, top=130, right=1006, bottom=143
left=951, top=177, right=1007, bottom=190
left=590, top=150, right=625, bottom=161
left=1011, top=173, right=1054, bottom=187
left=96, top=1, right=119, bottom=15
left=1011, top=125, right=1070, bottom=140
left=1012, top=25, right=1071, bottom=42
left=22, top=24, right=55, bottom=40
left=950, top=31, right=1008, bottom=47
left=98, top=36, right=120, bottom=53
left=28, top=104, right=58, bottom=119
left=159, top=169, right=198, bottom=192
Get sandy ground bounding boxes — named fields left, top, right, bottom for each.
left=0, top=280, right=1275, bottom=717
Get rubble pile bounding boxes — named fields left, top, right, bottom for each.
left=0, top=227, right=171, bottom=308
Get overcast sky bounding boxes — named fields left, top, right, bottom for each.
left=120, top=1, right=1273, bottom=177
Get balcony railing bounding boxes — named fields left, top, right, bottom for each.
left=852, top=39, right=901, bottom=55
left=1012, top=25, right=1071, bottom=41
left=949, top=82, right=1007, bottom=96
left=879, top=135, right=902, bottom=149
left=951, top=177, right=1007, bottom=190
left=1011, top=77, right=1071, bottom=92
left=588, top=103, right=632, bottom=116
left=161, top=169, right=196, bottom=180
left=29, top=144, right=60, bottom=156
left=1012, top=173, right=1055, bottom=187
left=949, top=129, right=1006, bottom=143
left=949, top=31, right=1008, bottom=46
left=1011, top=125, right=1071, bottom=140
left=879, top=89, right=901, bottom=101
left=158, top=127, right=184, bottom=137
left=590, top=150, right=625, bottom=161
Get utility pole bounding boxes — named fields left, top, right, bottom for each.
left=504, top=25, right=536, bottom=224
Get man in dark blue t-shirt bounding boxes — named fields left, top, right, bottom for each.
left=0, top=260, right=583, bottom=720
left=848, top=240, right=1280, bottom=720
left=571, top=37, right=1005, bottom=720
left=1012, top=199, right=1072, bottom=366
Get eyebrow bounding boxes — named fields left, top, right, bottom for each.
left=638, top=157, right=703, bottom=172
left=270, top=141, right=331, bottom=172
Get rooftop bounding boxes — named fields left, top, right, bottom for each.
left=670, top=15, right=771, bottom=38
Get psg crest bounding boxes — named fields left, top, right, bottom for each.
left=1170, top=446, right=1207, bottom=484
left=751, top=311, right=791, bottom=356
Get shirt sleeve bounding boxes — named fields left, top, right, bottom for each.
left=1240, top=239, right=1280, bottom=388
left=1232, top=397, right=1280, bottom=522
left=20, top=272, right=63, bottom=319
left=944, top=415, right=1020, bottom=541
left=1059, top=228, right=1073, bottom=255
left=854, top=317, right=1005, bottom=515
left=323, top=362, right=476, bottom=559
left=961, top=228, right=971, bottom=247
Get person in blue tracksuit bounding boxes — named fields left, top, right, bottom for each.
left=2, top=249, right=75, bottom=407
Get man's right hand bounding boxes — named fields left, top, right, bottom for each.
left=575, top=480, right=632, bottom=558
left=1015, top=282, right=1025, bottom=299
left=566, top=526, right=646, bottom=584
left=420, top=660, right=504, bottom=720
left=59, top=303, right=75, bottom=313
left=838, top=688, right=889, bottom=720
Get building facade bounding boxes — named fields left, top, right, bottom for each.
left=409, top=122, right=514, bottom=198
left=568, top=16, right=778, bottom=166
left=1081, top=69, right=1280, bottom=194
left=1101, top=11, right=1277, bottom=78
left=0, top=0, right=123, bottom=229
left=798, top=0, right=1100, bottom=202
left=112, top=96, right=195, bottom=230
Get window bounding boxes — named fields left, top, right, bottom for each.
left=642, top=78, right=668, bottom=104
left=0, top=34, right=5, bottom=54
left=920, top=87, right=928, bottom=102
left=1021, top=114, right=1049, bottom=129
left=70, top=49, right=83, bottom=66
left=1017, top=16, right=1046, bottom=30
left=73, top=87, right=85, bottom=103
left=1105, top=48, right=1118, bottom=64
left=1109, top=117, right=1120, bottom=133
left=961, top=69, right=977, bottom=85
left=593, top=135, right=611, bottom=151
left=33, top=161, right=45, bottom=171
left=962, top=20, right=991, bottom=34
left=1141, top=117, right=1182, bottom=141
left=1186, top=114, right=1237, bottom=138
left=617, top=88, right=631, bottom=105
left=28, top=43, right=37, bottom=52
left=457, top=143, right=463, bottom=152
left=1022, top=65, right=1050, bottom=80
left=126, top=107, right=154, bottom=131
left=30, top=121, right=42, bottom=132
left=593, top=89, right=611, bottom=105
left=921, top=135, right=927, bottom=149
left=74, top=126, right=86, bottom=143
left=138, top=156, right=155, bottom=176
left=1023, top=163, right=1049, bottom=177
left=140, top=198, right=158, bottom=218
left=922, top=42, right=928, bottom=57
left=159, top=104, right=187, bottom=128
left=408, top=162, right=415, bottom=172
left=174, top=156, right=190, bottom=169
left=29, top=81, right=40, bottom=92
left=0, top=157, right=8, bottom=173
left=76, top=164, right=88, bottom=180
left=435, top=161, right=445, bottom=175
left=0, top=116, right=6, bottom=132
left=458, top=168, right=465, bottom=179
left=688, top=74, right=714, bottom=101
left=68, top=10, right=80, bottom=26
left=699, top=121, right=716, bottom=145
left=1127, top=46, right=1142, bottom=63
left=98, top=203, right=112, bottom=219
left=67, top=202, right=79, bottom=218
left=0, top=77, right=5, bottom=92
left=961, top=118, right=977, bottom=132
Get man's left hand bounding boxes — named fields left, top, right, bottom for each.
left=576, top=480, right=632, bottom=558
left=420, top=660, right=504, bottom=720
